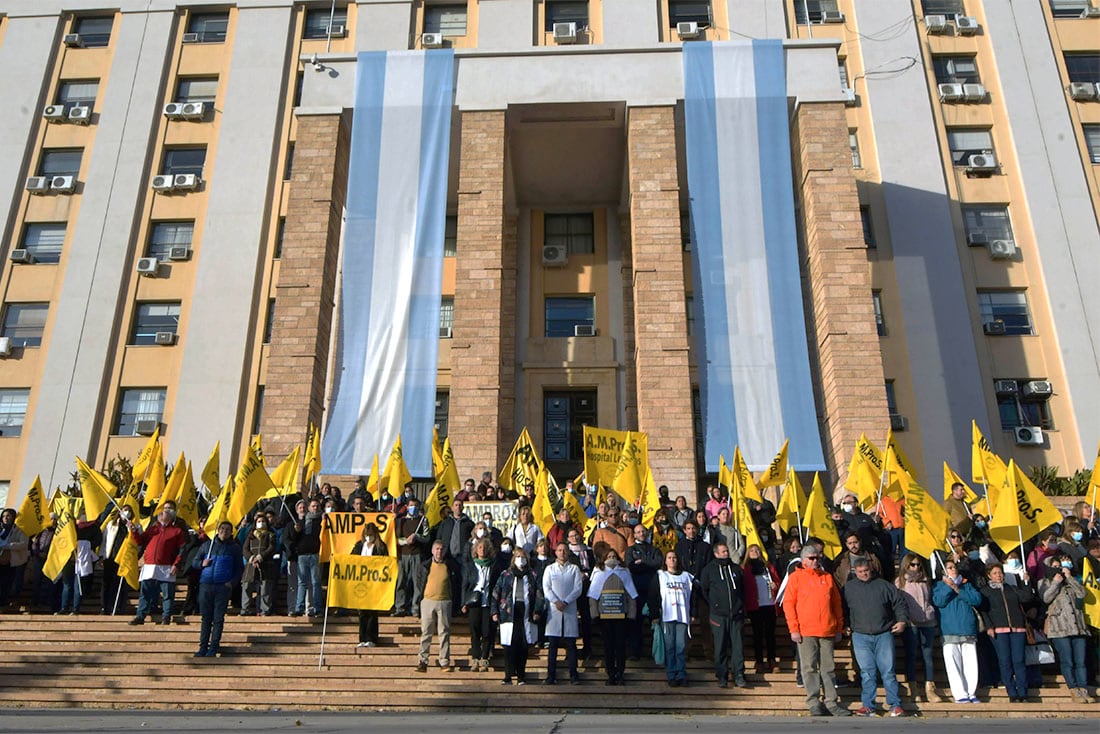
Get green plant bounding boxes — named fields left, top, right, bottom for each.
left=1026, top=465, right=1091, bottom=496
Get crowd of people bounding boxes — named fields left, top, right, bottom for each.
left=1, top=473, right=1099, bottom=714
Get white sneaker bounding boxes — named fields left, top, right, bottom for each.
left=357, top=642, right=369, bottom=648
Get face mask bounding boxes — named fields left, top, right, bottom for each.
left=515, top=557, right=528, bottom=569
left=605, top=559, right=619, bottom=569
left=968, top=551, right=981, bottom=560
left=121, top=510, right=133, bottom=520
left=475, top=529, right=486, bottom=538
left=407, top=506, right=418, bottom=516
left=1006, top=559, right=1022, bottom=570
left=658, top=520, right=669, bottom=528
left=1061, top=561, right=1073, bottom=569
left=324, top=507, right=333, bottom=514
left=975, top=521, right=987, bottom=529
left=500, top=544, right=512, bottom=553
left=841, top=503, right=855, bottom=514
left=255, top=522, right=265, bottom=529
left=627, top=519, right=639, bottom=527
left=1072, top=532, right=1083, bottom=542
left=537, top=554, right=548, bottom=561
left=484, top=519, right=493, bottom=528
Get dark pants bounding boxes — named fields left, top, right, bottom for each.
left=0, top=563, right=26, bottom=607
left=600, top=618, right=628, bottom=682
left=991, top=631, right=1029, bottom=698
left=547, top=635, right=578, bottom=681
left=748, top=607, right=777, bottom=664
left=578, top=597, right=593, bottom=655
left=468, top=606, right=493, bottom=659
left=504, top=602, right=530, bottom=682
left=198, top=583, right=230, bottom=653
left=100, top=559, right=125, bottom=614
left=358, top=610, right=379, bottom=644
left=902, top=624, right=937, bottom=682
left=710, top=614, right=745, bottom=683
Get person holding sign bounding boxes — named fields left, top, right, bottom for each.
left=587, top=548, right=638, bottom=686
left=492, top=548, right=541, bottom=685
left=350, top=523, right=388, bottom=648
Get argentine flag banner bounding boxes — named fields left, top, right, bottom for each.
left=683, top=41, right=826, bottom=473
left=323, top=50, right=454, bottom=477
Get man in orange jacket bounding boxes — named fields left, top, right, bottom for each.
left=782, top=546, right=850, bottom=717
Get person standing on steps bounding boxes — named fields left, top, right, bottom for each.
left=542, top=541, right=583, bottom=685
left=193, top=521, right=244, bottom=657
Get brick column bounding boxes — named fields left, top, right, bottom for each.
left=448, top=110, right=515, bottom=478
left=260, top=111, right=350, bottom=464
left=791, top=103, right=889, bottom=488
left=626, top=106, right=696, bottom=492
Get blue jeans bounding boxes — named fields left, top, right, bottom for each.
left=663, top=621, right=688, bottom=682
left=137, top=579, right=175, bottom=620
left=59, top=567, right=82, bottom=612
left=991, top=631, right=1028, bottom=698
left=198, top=583, right=231, bottom=653
left=902, top=624, right=936, bottom=682
left=295, top=554, right=322, bottom=614
left=852, top=630, right=902, bottom=709
left=1050, top=635, right=1087, bottom=689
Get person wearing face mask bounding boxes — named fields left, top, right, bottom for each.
left=241, top=513, right=278, bottom=616
left=543, top=541, right=584, bottom=684
left=394, top=497, right=427, bottom=617
left=462, top=538, right=502, bottom=670
left=1026, top=530, right=1061, bottom=582
left=895, top=554, right=946, bottom=703
left=98, top=507, right=133, bottom=615
left=192, top=521, right=244, bottom=657
left=492, top=547, right=541, bottom=684
left=588, top=549, right=638, bottom=685
left=287, top=498, right=324, bottom=617
left=979, top=562, right=1036, bottom=702
left=932, top=559, right=983, bottom=703
left=698, top=541, right=747, bottom=689
left=650, top=511, right=678, bottom=555
left=1058, top=519, right=1088, bottom=574
left=351, top=523, right=389, bottom=648
left=625, top=523, right=662, bottom=659
left=1038, top=553, right=1093, bottom=702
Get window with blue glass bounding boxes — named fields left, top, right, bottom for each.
left=545, top=296, right=594, bottom=337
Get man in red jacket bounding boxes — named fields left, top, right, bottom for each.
left=782, top=546, right=850, bottom=717
left=128, top=507, right=189, bottom=625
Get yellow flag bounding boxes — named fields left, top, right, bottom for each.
left=439, top=437, right=461, bottom=494
left=75, top=456, right=117, bottom=521
left=42, top=505, right=78, bottom=581
left=971, top=420, right=1007, bottom=489
left=15, top=476, right=49, bottom=538
left=641, top=466, right=661, bottom=528
left=611, top=431, right=647, bottom=504
left=803, top=472, right=842, bottom=560
left=718, top=455, right=732, bottom=493
left=885, top=430, right=918, bottom=480
left=500, top=427, right=544, bottom=491
left=533, top=467, right=557, bottom=535
left=303, top=423, right=322, bottom=487
left=1000, top=460, right=1061, bottom=548
left=381, top=435, right=413, bottom=493
left=424, top=477, right=453, bottom=528
left=879, top=445, right=905, bottom=504
left=326, top=554, right=398, bottom=611
left=846, top=433, right=884, bottom=506
left=365, top=454, right=380, bottom=498
left=989, top=461, right=1022, bottom=553
left=563, top=484, right=587, bottom=530
left=155, top=452, right=188, bottom=515
left=175, top=462, right=199, bottom=529
left=204, top=477, right=234, bottom=536
left=1082, top=559, right=1100, bottom=631
left=143, top=440, right=166, bottom=507
left=583, top=426, right=635, bottom=488
left=736, top=495, right=768, bottom=561
left=776, top=469, right=807, bottom=536
left=943, top=461, right=980, bottom=503
left=228, top=444, right=275, bottom=526
left=1089, top=441, right=1100, bottom=503
left=266, top=446, right=301, bottom=498
left=131, top=426, right=161, bottom=480
left=757, top=439, right=789, bottom=488
left=432, top=427, right=445, bottom=478
left=201, top=441, right=220, bottom=495
left=899, top=471, right=950, bottom=560
left=115, top=533, right=140, bottom=590
left=118, top=478, right=143, bottom=521
left=732, top=447, right=763, bottom=504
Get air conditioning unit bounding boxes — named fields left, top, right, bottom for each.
left=151, top=174, right=175, bottom=191
left=182, top=32, right=200, bottom=43
left=421, top=32, right=444, bottom=48
left=955, top=15, right=980, bottom=34
left=0, top=337, right=11, bottom=358
left=43, top=105, right=67, bottom=121
left=574, top=324, right=596, bottom=337
left=889, top=414, right=908, bottom=431
left=1022, top=380, right=1053, bottom=400
left=25, top=176, right=51, bottom=194
left=1083, top=6, right=1100, bottom=18
left=136, top=257, right=160, bottom=276
left=967, top=152, right=998, bottom=172
left=821, top=10, right=845, bottom=23
left=439, top=326, right=453, bottom=339
left=843, top=87, right=857, bottom=106
left=542, top=244, right=567, bottom=266
left=63, top=33, right=83, bottom=48
left=676, top=21, right=701, bottom=39
left=993, top=379, right=1018, bottom=396
left=989, top=239, right=1017, bottom=259
left=553, top=22, right=578, bottom=43
left=983, top=320, right=1007, bottom=335
left=180, top=102, right=205, bottom=118
left=154, top=331, right=177, bottom=346
left=134, top=419, right=160, bottom=436
left=67, top=105, right=92, bottom=124
left=1068, top=82, right=1099, bottom=101
left=167, top=245, right=192, bottom=261
left=163, top=103, right=185, bottom=118
left=1013, top=426, right=1044, bottom=446
left=924, top=14, right=948, bottom=33
left=938, top=83, right=964, bottom=102
left=962, top=83, right=986, bottom=102
left=327, top=24, right=346, bottom=38
left=9, top=249, right=34, bottom=264
left=966, top=232, right=989, bottom=246
left=172, top=173, right=199, bottom=190
left=50, top=176, right=76, bottom=193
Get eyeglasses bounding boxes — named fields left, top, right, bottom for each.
left=908, top=562, right=920, bottom=567
left=804, top=556, right=819, bottom=561
left=949, top=535, right=962, bottom=539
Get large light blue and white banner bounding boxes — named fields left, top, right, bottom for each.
left=683, top=41, right=825, bottom=473
left=322, top=50, right=454, bottom=477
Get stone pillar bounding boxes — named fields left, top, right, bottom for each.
left=448, top=110, right=516, bottom=478
left=626, top=106, right=696, bottom=492
left=791, top=103, right=889, bottom=488
left=260, top=111, right=350, bottom=464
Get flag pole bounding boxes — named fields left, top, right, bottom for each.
left=318, top=562, right=333, bottom=671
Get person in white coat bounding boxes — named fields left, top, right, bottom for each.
left=543, top=541, right=583, bottom=684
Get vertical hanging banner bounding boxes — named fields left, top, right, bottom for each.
left=683, top=41, right=825, bottom=473
left=322, top=50, right=455, bottom=477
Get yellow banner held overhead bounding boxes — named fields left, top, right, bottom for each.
left=943, top=461, right=980, bottom=504
left=326, top=553, right=398, bottom=611
left=803, top=472, right=842, bottom=560
left=175, top=462, right=199, bottom=529
left=228, top=443, right=276, bottom=526
left=155, top=452, right=188, bottom=516
left=775, top=469, right=807, bottom=536
left=988, top=460, right=1061, bottom=552
left=641, top=466, right=661, bottom=529
left=899, top=471, right=950, bottom=561
left=971, top=420, right=1008, bottom=489
left=75, top=456, right=117, bottom=521
left=143, top=440, right=166, bottom=507
left=562, top=485, right=588, bottom=531
left=201, top=441, right=220, bottom=496
left=757, top=439, right=789, bottom=489
left=718, top=455, right=732, bottom=493
left=846, top=433, right=884, bottom=506
left=500, top=427, right=544, bottom=491
left=736, top=495, right=768, bottom=561
left=885, top=430, right=918, bottom=480
left=266, top=446, right=301, bottom=499
left=439, top=437, right=462, bottom=494
left=15, top=476, right=49, bottom=538
left=320, top=512, right=397, bottom=562
left=611, top=431, right=648, bottom=505
left=204, top=477, right=234, bottom=537
left=432, top=427, right=445, bottom=479
left=583, top=426, right=633, bottom=489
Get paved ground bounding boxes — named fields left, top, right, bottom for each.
left=1, top=712, right=1097, bottom=734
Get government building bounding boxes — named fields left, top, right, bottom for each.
left=0, top=0, right=1098, bottom=506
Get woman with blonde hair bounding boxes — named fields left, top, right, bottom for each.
left=896, top=553, right=945, bottom=702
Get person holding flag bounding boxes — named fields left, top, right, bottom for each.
left=1037, top=552, right=1093, bottom=703
left=127, top=506, right=189, bottom=626
left=98, top=506, right=133, bottom=614
left=192, top=521, right=244, bottom=657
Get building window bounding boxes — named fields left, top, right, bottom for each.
left=294, top=71, right=304, bottom=106
left=1, top=304, right=48, bottom=348
left=74, top=16, right=113, bottom=47
left=691, top=386, right=704, bottom=470
left=543, top=390, right=596, bottom=465
left=860, top=206, right=876, bottom=248
left=978, top=291, right=1033, bottom=335
left=545, top=296, right=595, bottom=337
left=885, top=380, right=899, bottom=415
left=1084, top=124, right=1100, bottom=164
left=56, top=80, right=98, bottom=112
left=284, top=144, right=295, bottom=181
left=794, top=0, right=839, bottom=23
left=38, top=149, right=82, bottom=178
left=439, top=297, right=454, bottom=333
left=685, top=295, right=695, bottom=337
left=0, top=389, right=30, bottom=438
left=263, top=299, right=275, bottom=344
left=545, top=1, right=589, bottom=31
left=19, top=223, right=66, bottom=264
left=175, top=77, right=218, bottom=104
left=147, top=221, right=194, bottom=261
left=1064, top=53, right=1100, bottom=83
left=424, top=4, right=468, bottom=36
left=114, top=388, right=166, bottom=436
left=680, top=211, right=693, bottom=251
left=962, top=205, right=1014, bottom=243
left=872, top=291, right=886, bottom=336
left=669, top=1, right=711, bottom=26
left=130, top=302, right=181, bottom=346
left=443, top=215, right=457, bottom=257
left=252, top=386, right=265, bottom=436
left=545, top=212, right=595, bottom=255
left=921, top=0, right=964, bottom=14
left=849, top=130, right=862, bottom=169
left=0, top=482, right=9, bottom=507
left=187, top=13, right=229, bottom=43
left=274, top=218, right=286, bottom=259
left=996, top=380, right=1053, bottom=430
left=435, top=390, right=450, bottom=438
left=304, top=6, right=347, bottom=39
left=162, top=148, right=206, bottom=177
left=933, top=56, right=981, bottom=85
left=1050, top=1, right=1093, bottom=18
left=838, top=58, right=850, bottom=89
left=946, top=128, right=993, bottom=166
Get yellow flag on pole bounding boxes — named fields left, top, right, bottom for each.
left=175, top=462, right=199, bottom=529
left=115, top=533, right=140, bottom=590
left=803, top=472, right=842, bottom=560
left=201, top=441, right=220, bottom=495
left=736, top=495, right=768, bottom=561
left=885, top=430, right=918, bottom=480
left=424, top=478, right=452, bottom=528
left=718, top=455, right=732, bottom=494
left=42, top=505, right=78, bottom=581
left=943, top=461, right=980, bottom=503
left=757, top=439, right=789, bottom=488
left=500, top=427, right=544, bottom=491
left=986, top=460, right=1060, bottom=553
left=439, top=437, right=462, bottom=494
left=533, top=467, right=557, bottom=535
left=432, top=427, right=445, bottom=478
left=155, top=452, right=188, bottom=515
left=563, top=484, right=587, bottom=530
left=898, top=471, right=950, bottom=560
left=381, top=435, right=413, bottom=493
left=228, top=444, right=275, bottom=526
left=1088, top=441, right=1100, bottom=506
left=266, top=446, right=301, bottom=498
left=143, top=440, right=166, bottom=507
left=303, top=423, right=321, bottom=487
left=204, top=477, right=234, bottom=536
left=326, top=554, right=398, bottom=611
left=971, top=420, right=1007, bottom=489
left=15, top=476, right=49, bottom=538
left=776, top=469, right=807, bottom=536
left=989, top=461, right=1022, bottom=553
left=611, top=431, right=647, bottom=505
left=641, top=466, right=661, bottom=528
left=846, top=433, right=884, bottom=506
left=75, top=456, right=117, bottom=521
left=732, top=447, right=763, bottom=503
left=1082, top=559, right=1100, bottom=630
left=131, top=426, right=160, bottom=479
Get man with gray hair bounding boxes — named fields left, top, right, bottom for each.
left=842, top=557, right=909, bottom=717
left=415, top=539, right=460, bottom=672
